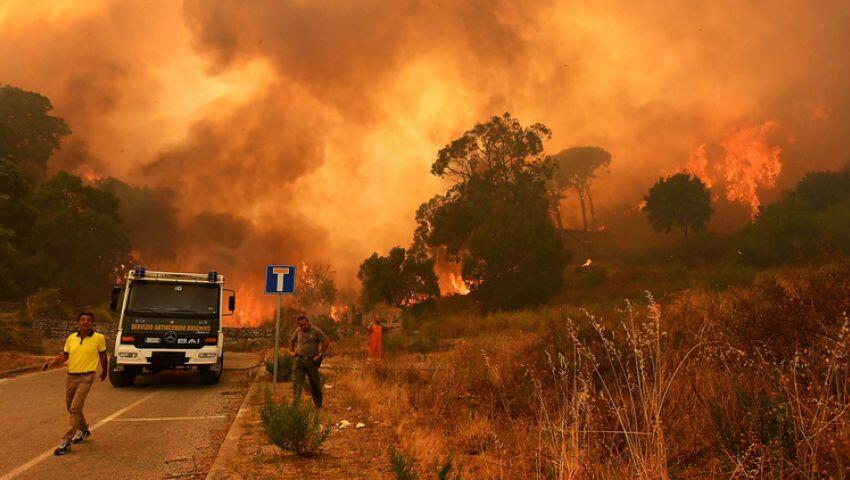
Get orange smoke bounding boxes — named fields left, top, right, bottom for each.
left=4, top=0, right=850, bottom=293
left=687, top=121, right=783, bottom=217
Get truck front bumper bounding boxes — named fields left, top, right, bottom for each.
left=114, top=345, right=222, bottom=371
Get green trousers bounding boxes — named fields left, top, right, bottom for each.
left=292, top=356, right=323, bottom=407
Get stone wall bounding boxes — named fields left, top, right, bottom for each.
left=29, top=318, right=272, bottom=343
left=222, top=327, right=274, bottom=340
left=31, top=318, right=116, bottom=341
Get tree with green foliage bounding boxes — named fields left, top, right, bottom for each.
left=794, top=169, right=850, bottom=210
left=643, top=173, right=713, bottom=241
left=357, top=247, right=439, bottom=310
left=0, top=85, right=71, bottom=300
left=0, top=85, right=70, bottom=172
left=551, top=146, right=611, bottom=230
left=417, top=113, right=568, bottom=310
left=28, top=172, right=131, bottom=303
left=0, top=158, right=37, bottom=243
left=735, top=194, right=818, bottom=265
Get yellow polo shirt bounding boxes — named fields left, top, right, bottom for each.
left=63, top=332, right=107, bottom=373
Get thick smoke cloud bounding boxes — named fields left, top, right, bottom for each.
left=2, top=0, right=849, bottom=322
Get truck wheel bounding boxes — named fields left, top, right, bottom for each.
left=200, top=354, right=223, bottom=385
left=108, top=356, right=136, bottom=387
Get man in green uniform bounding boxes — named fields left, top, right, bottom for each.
left=288, top=314, right=329, bottom=408
left=42, top=312, right=108, bottom=456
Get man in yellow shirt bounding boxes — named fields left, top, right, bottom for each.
left=42, top=312, right=108, bottom=456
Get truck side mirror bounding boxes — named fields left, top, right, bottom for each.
left=222, top=288, right=236, bottom=316
left=110, top=286, right=123, bottom=312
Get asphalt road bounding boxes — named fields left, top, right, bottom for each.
left=0, top=351, right=260, bottom=480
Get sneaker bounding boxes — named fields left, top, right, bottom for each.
left=71, top=428, right=91, bottom=444
left=54, top=441, right=71, bottom=456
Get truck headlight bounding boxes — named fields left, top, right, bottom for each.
left=198, top=353, right=217, bottom=359
left=118, top=352, right=138, bottom=358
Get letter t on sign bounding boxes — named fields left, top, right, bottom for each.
left=272, top=267, right=290, bottom=292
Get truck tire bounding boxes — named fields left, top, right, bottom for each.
left=108, top=356, right=136, bottom=387
left=200, top=353, right=224, bottom=385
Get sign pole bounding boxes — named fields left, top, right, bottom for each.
left=273, top=294, right=281, bottom=389
left=265, top=264, right=296, bottom=391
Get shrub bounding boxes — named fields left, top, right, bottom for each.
left=0, top=311, right=43, bottom=352
left=735, top=195, right=818, bottom=265
left=437, top=453, right=463, bottom=480
left=260, top=389, right=330, bottom=457
left=265, top=352, right=294, bottom=382
left=388, top=446, right=418, bottom=480
left=707, top=376, right=795, bottom=461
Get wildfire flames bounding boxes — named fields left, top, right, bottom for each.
left=581, top=258, right=593, bottom=267
left=687, top=121, right=783, bottom=217
left=434, top=253, right=471, bottom=296
left=330, top=305, right=347, bottom=323
left=231, top=286, right=273, bottom=327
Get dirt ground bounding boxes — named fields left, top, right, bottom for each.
left=224, top=355, right=400, bottom=479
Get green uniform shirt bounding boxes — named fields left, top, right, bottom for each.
left=290, top=326, right=327, bottom=357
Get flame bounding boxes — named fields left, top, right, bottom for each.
left=581, top=258, right=593, bottom=267
left=434, top=251, right=470, bottom=296
left=77, top=164, right=103, bottom=183
left=687, top=121, right=782, bottom=217
left=229, top=284, right=279, bottom=327
left=448, top=272, right=471, bottom=295
left=330, top=305, right=347, bottom=323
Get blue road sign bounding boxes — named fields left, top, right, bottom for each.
left=265, top=264, right=296, bottom=294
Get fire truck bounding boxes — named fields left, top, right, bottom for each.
left=108, top=267, right=235, bottom=387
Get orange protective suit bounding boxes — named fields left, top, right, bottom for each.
left=367, top=323, right=382, bottom=361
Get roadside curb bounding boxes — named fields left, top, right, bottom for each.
left=205, top=360, right=266, bottom=480
left=0, top=365, right=42, bottom=379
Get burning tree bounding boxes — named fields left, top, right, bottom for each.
left=416, top=113, right=568, bottom=310
left=550, top=146, right=611, bottom=230
left=642, top=172, right=713, bottom=241
left=295, top=263, right=337, bottom=308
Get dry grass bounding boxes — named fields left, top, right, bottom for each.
left=228, top=262, right=849, bottom=479
left=331, top=262, right=850, bottom=479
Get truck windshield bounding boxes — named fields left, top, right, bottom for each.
left=126, top=282, right=219, bottom=317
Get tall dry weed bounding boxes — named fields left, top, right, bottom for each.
left=535, top=296, right=696, bottom=479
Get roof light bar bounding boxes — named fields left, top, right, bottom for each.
left=129, top=269, right=224, bottom=282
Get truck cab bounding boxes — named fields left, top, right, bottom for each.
left=109, top=267, right=235, bottom=387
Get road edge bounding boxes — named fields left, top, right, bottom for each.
left=205, top=362, right=266, bottom=480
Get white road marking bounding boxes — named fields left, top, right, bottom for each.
left=0, top=392, right=157, bottom=480
left=114, top=415, right=226, bottom=422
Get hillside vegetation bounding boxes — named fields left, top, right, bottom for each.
left=335, top=262, right=849, bottom=478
